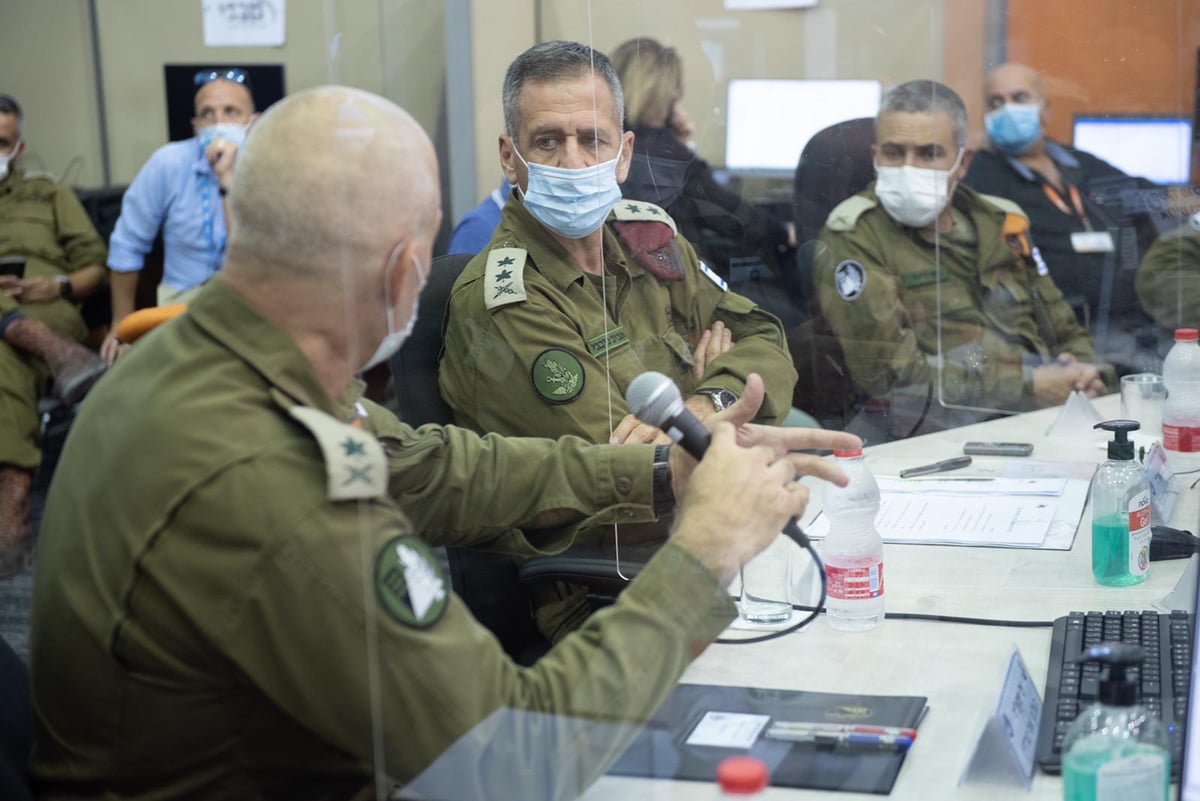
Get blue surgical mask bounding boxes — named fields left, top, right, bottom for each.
left=514, top=143, right=624, bottom=239
left=984, top=103, right=1042, bottom=155
left=197, top=123, right=248, bottom=150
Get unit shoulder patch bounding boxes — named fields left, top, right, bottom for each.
left=531, top=348, right=585, bottom=403
left=484, top=247, right=528, bottom=311
left=375, top=535, right=449, bottom=628
left=611, top=200, right=678, bottom=236
left=833, top=259, right=867, bottom=301
left=288, top=405, right=387, bottom=501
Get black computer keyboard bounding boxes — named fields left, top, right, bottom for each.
left=1036, top=610, right=1192, bottom=777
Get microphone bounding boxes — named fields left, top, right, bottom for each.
left=625, top=371, right=711, bottom=459
left=624, top=371, right=810, bottom=547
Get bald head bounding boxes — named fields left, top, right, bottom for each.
left=985, top=63, right=1044, bottom=109
left=226, top=86, right=440, bottom=282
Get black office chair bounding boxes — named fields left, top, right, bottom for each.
left=788, top=118, right=877, bottom=429
left=0, top=636, right=33, bottom=801
left=390, top=254, right=659, bottom=663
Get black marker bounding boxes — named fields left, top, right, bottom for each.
left=898, top=455, right=973, bottom=479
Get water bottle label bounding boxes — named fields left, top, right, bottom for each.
left=1128, top=490, right=1152, bottom=577
left=827, top=562, right=884, bottom=600
left=1163, top=423, right=1200, bottom=452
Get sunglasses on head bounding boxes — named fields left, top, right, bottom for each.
left=194, top=68, right=249, bottom=87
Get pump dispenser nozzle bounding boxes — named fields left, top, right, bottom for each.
left=1095, top=419, right=1140, bottom=461
left=1074, top=642, right=1144, bottom=706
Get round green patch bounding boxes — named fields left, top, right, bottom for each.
left=531, top=348, right=585, bottom=404
left=374, top=535, right=449, bottom=628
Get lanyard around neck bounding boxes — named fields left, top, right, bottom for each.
left=1041, top=182, right=1092, bottom=230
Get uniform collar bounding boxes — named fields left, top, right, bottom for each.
left=498, top=194, right=634, bottom=291
left=1003, top=138, right=1080, bottom=181
left=187, top=278, right=363, bottom=419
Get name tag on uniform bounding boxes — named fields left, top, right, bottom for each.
left=1070, top=231, right=1115, bottom=253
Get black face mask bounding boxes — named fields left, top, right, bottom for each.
left=621, top=151, right=691, bottom=209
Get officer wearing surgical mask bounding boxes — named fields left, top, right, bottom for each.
left=964, top=63, right=1154, bottom=372
left=814, top=80, right=1112, bottom=440
left=102, top=68, right=259, bottom=364
left=439, top=40, right=797, bottom=643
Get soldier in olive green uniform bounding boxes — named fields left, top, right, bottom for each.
left=439, top=197, right=797, bottom=440
left=0, top=94, right=108, bottom=576
left=813, top=80, right=1107, bottom=438
left=1136, top=213, right=1200, bottom=337
left=31, top=86, right=856, bottom=799
left=438, top=41, right=796, bottom=644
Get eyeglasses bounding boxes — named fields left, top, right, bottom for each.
left=194, top=68, right=250, bottom=88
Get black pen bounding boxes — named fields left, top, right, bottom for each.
left=898, top=455, right=972, bottom=479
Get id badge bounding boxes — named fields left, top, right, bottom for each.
left=1070, top=231, right=1115, bottom=253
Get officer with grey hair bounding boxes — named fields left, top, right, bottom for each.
left=814, top=79, right=1110, bottom=439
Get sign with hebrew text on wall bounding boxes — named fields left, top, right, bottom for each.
left=202, top=0, right=286, bottom=47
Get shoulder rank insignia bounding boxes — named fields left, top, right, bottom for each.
left=531, top=348, right=585, bottom=403
left=484, top=247, right=528, bottom=311
left=611, top=201, right=683, bottom=282
left=698, top=260, right=728, bottom=291
left=375, top=534, right=449, bottom=628
left=288, top=405, right=387, bottom=501
left=611, top=200, right=678, bottom=235
left=825, top=194, right=878, bottom=233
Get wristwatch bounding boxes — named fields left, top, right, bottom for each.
left=651, top=445, right=674, bottom=517
left=695, top=388, right=737, bottom=413
left=56, top=275, right=74, bottom=301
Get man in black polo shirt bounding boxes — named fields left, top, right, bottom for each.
left=963, top=62, right=1156, bottom=373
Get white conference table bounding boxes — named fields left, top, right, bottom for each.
left=579, top=394, right=1198, bottom=800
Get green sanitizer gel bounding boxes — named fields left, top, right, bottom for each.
left=1091, top=420, right=1151, bottom=587
left=1062, top=643, right=1169, bottom=801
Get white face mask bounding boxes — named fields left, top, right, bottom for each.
left=362, top=247, right=426, bottom=372
left=0, top=141, right=21, bottom=181
left=874, top=149, right=964, bottom=228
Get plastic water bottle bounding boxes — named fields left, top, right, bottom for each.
left=822, top=448, right=884, bottom=631
left=1162, top=328, right=1200, bottom=474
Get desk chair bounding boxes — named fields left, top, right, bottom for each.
left=789, top=118, right=876, bottom=428
left=0, top=635, right=33, bottom=801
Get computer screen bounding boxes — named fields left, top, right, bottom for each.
left=724, top=79, right=882, bottom=174
left=1072, top=116, right=1192, bottom=185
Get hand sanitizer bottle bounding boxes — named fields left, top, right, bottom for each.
left=1091, top=420, right=1151, bottom=586
left=1061, top=643, right=1169, bottom=801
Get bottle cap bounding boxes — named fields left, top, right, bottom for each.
left=1075, top=642, right=1143, bottom=706
left=833, top=448, right=864, bottom=458
left=716, top=756, right=768, bottom=794
left=1175, top=328, right=1199, bottom=341
left=1094, top=419, right=1139, bottom=461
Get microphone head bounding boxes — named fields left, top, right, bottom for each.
left=626, top=372, right=685, bottom=428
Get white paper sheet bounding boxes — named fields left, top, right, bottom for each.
left=685, top=711, right=771, bottom=748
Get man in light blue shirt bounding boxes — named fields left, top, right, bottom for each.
left=102, top=68, right=257, bottom=362
left=447, top=176, right=510, bottom=255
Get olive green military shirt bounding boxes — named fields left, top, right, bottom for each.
left=0, top=167, right=106, bottom=322
left=815, top=184, right=1100, bottom=412
left=439, top=197, right=797, bottom=441
left=31, top=278, right=736, bottom=799
left=1136, top=216, right=1200, bottom=333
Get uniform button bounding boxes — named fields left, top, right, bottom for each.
left=620, top=509, right=635, bottom=519
left=616, top=476, right=633, bottom=494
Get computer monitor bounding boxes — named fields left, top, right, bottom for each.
left=724, top=79, right=882, bottom=174
left=1072, top=116, right=1192, bottom=185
